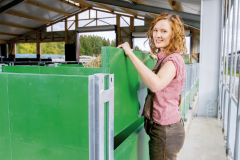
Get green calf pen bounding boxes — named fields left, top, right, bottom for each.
left=0, top=47, right=199, bottom=160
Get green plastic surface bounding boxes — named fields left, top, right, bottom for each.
left=3, top=47, right=156, bottom=137
left=1, top=47, right=199, bottom=160
left=0, top=73, right=90, bottom=159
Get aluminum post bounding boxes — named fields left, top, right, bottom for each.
left=234, top=0, right=240, bottom=159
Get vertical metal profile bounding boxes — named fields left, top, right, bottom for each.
left=218, top=0, right=225, bottom=116
left=222, top=0, right=228, bottom=130
left=89, top=73, right=114, bottom=160
left=89, top=75, right=95, bottom=160
left=227, top=0, right=236, bottom=154
left=234, top=0, right=240, bottom=159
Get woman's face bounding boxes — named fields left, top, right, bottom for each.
left=152, top=19, right=172, bottom=51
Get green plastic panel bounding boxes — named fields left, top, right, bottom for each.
left=114, top=123, right=150, bottom=160
left=102, top=47, right=156, bottom=136
left=0, top=72, right=90, bottom=160
left=3, top=47, right=156, bottom=137
left=3, top=66, right=102, bottom=76
left=0, top=74, right=11, bottom=160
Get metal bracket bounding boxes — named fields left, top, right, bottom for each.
left=89, top=74, right=114, bottom=160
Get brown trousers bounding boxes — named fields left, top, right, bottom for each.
left=144, top=118, right=185, bottom=160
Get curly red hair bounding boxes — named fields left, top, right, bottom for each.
left=147, top=13, right=187, bottom=56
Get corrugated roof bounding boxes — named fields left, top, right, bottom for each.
left=0, top=0, right=201, bottom=41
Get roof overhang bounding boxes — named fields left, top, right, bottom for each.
left=86, top=0, right=200, bottom=29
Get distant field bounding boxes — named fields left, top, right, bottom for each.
left=16, top=54, right=65, bottom=59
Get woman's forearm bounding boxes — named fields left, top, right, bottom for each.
left=128, top=52, right=163, bottom=92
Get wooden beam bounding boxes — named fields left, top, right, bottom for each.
left=71, top=0, right=92, bottom=8
left=119, top=7, right=137, bottom=17
left=36, top=32, right=41, bottom=58
left=5, top=10, right=52, bottom=23
left=193, top=29, right=200, bottom=33
left=57, top=0, right=84, bottom=9
left=120, top=28, right=130, bottom=37
left=40, top=32, right=51, bottom=41
left=149, top=13, right=158, bottom=18
left=65, top=18, right=68, bottom=44
left=75, top=14, right=78, bottom=28
left=0, top=32, right=20, bottom=37
left=68, top=31, right=76, bottom=40
left=193, top=36, right=200, bottom=43
left=192, top=54, right=198, bottom=60
left=117, top=14, right=121, bottom=46
left=54, top=32, right=65, bottom=40
left=25, top=0, right=70, bottom=16
left=167, top=0, right=183, bottom=12
left=10, top=8, right=89, bottom=43
left=0, top=40, right=8, bottom=44
left=93, top=8, right=152, bottom=22
left=0, top=22, right=34, bottom=31
left=93, top=2, right=113, bottom=12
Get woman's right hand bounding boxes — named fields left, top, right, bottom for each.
left=146, top=51, right=158, bottom=60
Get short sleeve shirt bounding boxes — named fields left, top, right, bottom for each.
left=144, top=51, right=185, bottom=125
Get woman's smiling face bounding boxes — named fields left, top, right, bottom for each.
left=153, top=19, right=172, bottom=51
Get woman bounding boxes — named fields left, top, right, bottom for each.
left=117, top=13, right=186, bottom=160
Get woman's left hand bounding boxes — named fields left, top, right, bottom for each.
left=117, top=42, right=133, bottom=57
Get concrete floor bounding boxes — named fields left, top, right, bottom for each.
left=177, top=117, right=227, bottom=160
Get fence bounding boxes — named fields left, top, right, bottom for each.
left=219, top=0, right=240, bottom=159
left=0, top=47, right=199, bottom=160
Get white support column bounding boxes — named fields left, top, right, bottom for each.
left=198, top=0, right=223, bottom=117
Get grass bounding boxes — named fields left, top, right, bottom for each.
left=227, top=68, right=239, bottom=77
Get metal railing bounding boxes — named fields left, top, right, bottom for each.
left=219, top=0, right=240, bottom=159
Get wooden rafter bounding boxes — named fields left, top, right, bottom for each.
left=25, top=0, right=70, bottom=16
left=0, top=40, right=8, bottom=44
left=10, top=8, right=89, bottom=43
left=98, top=19, right=111, bottom=25
left=131, top=0, right=158, bottom=18
left=84, top=19, right=95, bottom=27
left=167, top=0, right=183, bottom=12
left=71, top=0, right=92, bottom=8
left=192, top=54, right=198, bottom=60
left=41, top=32, right=51, bottom=41
left=193, top=36, right=200, bottom=43
left=68, top=21, right=75, bottom=30
left=93, top=2, right=113, bottom=12
left=57, top=0, right=85, bottom=9
left=26, top=36, right=35, bottom=41
left=93, top=8, right=152, bottom=22
left=120, top=28, right=130, bottom=37
left=0, top=32, right=20, bottom=37
left=54, top=32, right=65, bottom=40
left=121, top=16, right=130, bottom=26
left=68, top=31, right=76, bottom=40
left=0, top=22, right=34, bottom=31
left=119, top=7, right=137, bottom=17
left=193, top=29, right=200, bottom=33
left=5, top=10, right=52, bottom=23
left=149, top=13, right=158, bottom=18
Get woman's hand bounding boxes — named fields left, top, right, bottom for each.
left=146, top=51, right=158, bottom=60
left=117, top=42, right=133, bottom=57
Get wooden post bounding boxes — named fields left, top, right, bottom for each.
left=116, top=14, right=121, bottom=46
left=75, top=14, right=78, bottom=28
left=130, top=17, right=134, bottom=48
left=65, top=18, right=68, bottom=44
left=36, top=32, right=41, bottom=59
